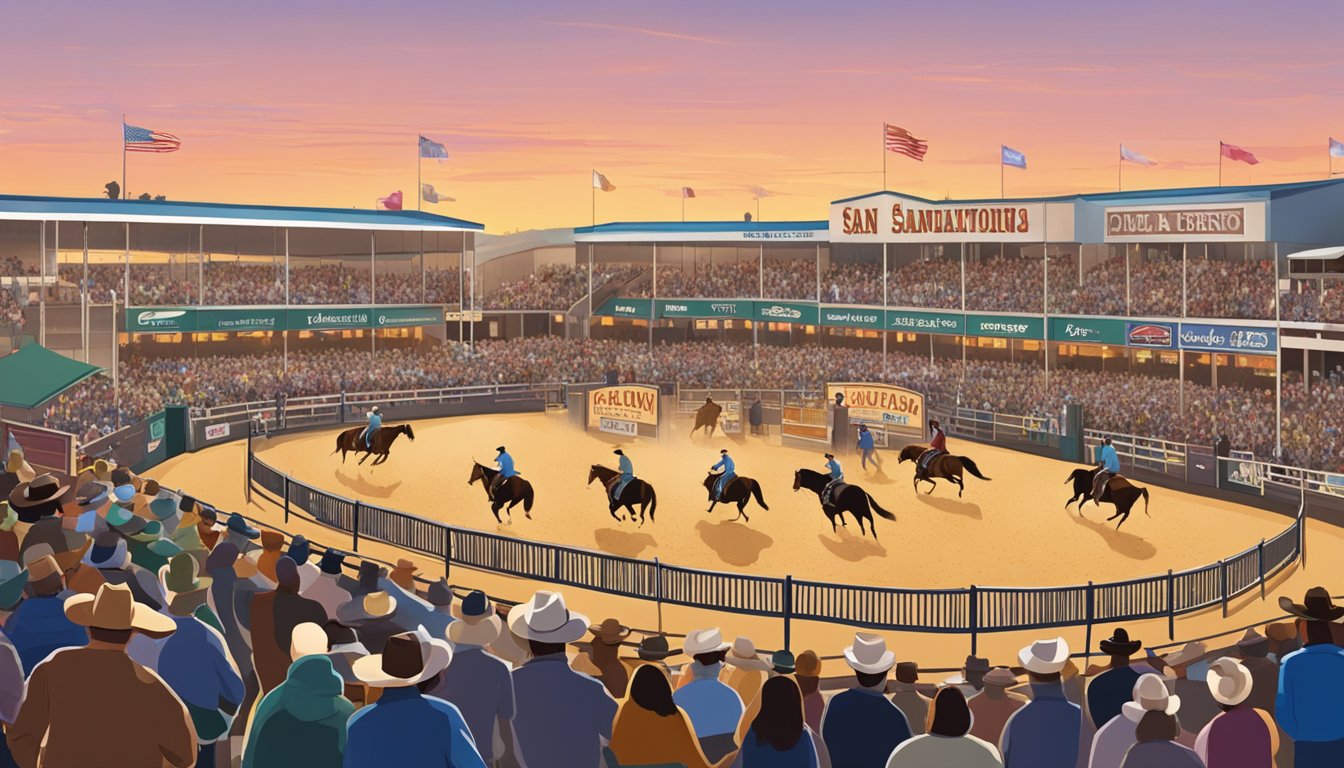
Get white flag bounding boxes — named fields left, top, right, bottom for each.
left=422, top=183, right=455, bottom=204
left=592, top=170, right=615, bottom=192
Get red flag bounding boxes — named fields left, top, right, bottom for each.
left=682, top=187, right=696, bottom=199
left=1220, top=142, right=1259, bottom=165
left=884, top=123, right=928, bottom=161
left=377, top=191, right=403, bottom=210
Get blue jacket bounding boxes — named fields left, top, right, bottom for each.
left=1100, top=444, right=1121, bottom=473
left=367, top=412, right=383, bottom=432
left=825, top=458, right=843, bottom=480
left=3, top=595, right=89, bottom=675
left=712, top=455, right=736, bottom=475
left=735, top=726, right=819, bottom=768
left=496, top=452, right=517, bottom=478
left=821, top=687, right=911, bottom=768
left=1001, top=682, right=1081, bottom=768
left=857, top=430, right=874, bottom=450
left=617, top=455, right=634, bottom=477
left=512, top=654, right=617, bottom=768
left=157, top=615, right=245, bottom=714
left=1276, top=643, right=1344, bottom=743
left=673, top=662, right=743, bottom=738
left=344, top=687, right=486, bottom=768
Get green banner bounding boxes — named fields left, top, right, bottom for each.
left=128, top=305, right=446, bottom=333
left=594, top=297, right=653, bottom=318
left=965, top=314, right=1044, bottom=340
left=197, top=308, right=285, bottom=332
left=1048, top=316, right=1127, bottom=345
left=820, top=306, right=885, bottom=330
left=754, top=301, right=819, bottom=325
left=373, top=306, right=446, bottom=328
left=126, top=308, right=196, bottom=333
left=287, top=307, right=373, bottom=330
left=886, top=309, right=965, bottom=335
left=657, top=299, right=751, bottom=319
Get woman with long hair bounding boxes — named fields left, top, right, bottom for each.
left=734, top=676, right=819, bottom=767
left=610, top=664, right=721, bottom=768
left=886, top=686, right=1002, bottom=767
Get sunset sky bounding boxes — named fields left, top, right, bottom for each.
left=2, top=1, right=1342, bottom=232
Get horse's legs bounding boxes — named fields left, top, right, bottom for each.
left=706, top=500, right=717, bottom=514
left=736, top=500, right=749, bottom=523
left=955, top=475, right=964, bottom=498
left=358, top=452, right=370, bottom=465
left=607, top=502, right=624, bottom=523
left=827, top=510, right=838, bottom=532
left=924, top=478, right=937, bottom=494
left=627, top=503, right=642, bottom=527
left=491, top=502, right=503, bottom=525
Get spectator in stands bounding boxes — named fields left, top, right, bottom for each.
left=968, top=667, right=1027, bottom=746
left=1159, top=642, right=1219, bottom=734
left=886, top=685, right=1003, bottom=767
left=205, top=542, right=261, bottom=738
left=303, top=549, right=351, bottom=620
left=509, top=590, right=617, bottom=768
left=1275, top=586, right=1344, bottom=766
left=736, top=675, right=820, bottom=767
left=1233, top=629, right=1278, bottom=714
left=0, top=629, right=22, bottom=765
left=9, top=583, right=196, bottom=768
left=1193, top=657, right=1276, bottom=768
left=252, top=556, right=326, bottom=693
left=0, top=506, right=18, bottom=564
left=676, top=627, right=746, bottom=763
left=1088, top=673, right=1180, bottom=768
left=257, top=530, right=286, bottom=582
left=242, top=623, right=354, bottom=768
left=890, top=662, right=930, bottom=736
left=1087, top=628, right=1144, bottom=729
left=432, top=589, right=519, bottom=767
left=344, top=626, right=486, bottom=768
left=225, top=513, right=262, bottom=555
left=822, top=632, right=912, bottom=768
left=418, top=578, right=456, bottom=639
left=610, top=663, right=718, bottom=768
left=1000, top=638, right=1081, bottom=768
left=724, top=636, right=770, bottom=711
left=586, top=617, right=631, bottom=699
left=4, top=554, right=87, bottom=675
left=1119, top=709, right=1203, bottom=768
left=78, top=528, right=161, bottom=609
left=335, top=589, right=403, bottom=656
left=795, top=650, right=824, bottom=734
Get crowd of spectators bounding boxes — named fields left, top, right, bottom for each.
left=634, top=263, right=760, bottom=300
left=822, top=262, right=883, bottom=306
left=1, top=456, right=1340, bottom=767
left=1186, top=259, right=1276, bottom=320
left=762, top=259, right=818, bottom=301
left=1048, top=254, right=1128, bottom=317
left=485, top=264, right=640, bottom=311
left=964, top=255, right=1046, bottom=314
left=1280, top=281, right=1344, bottom=325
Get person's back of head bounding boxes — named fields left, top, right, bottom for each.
left=1135, top=709, right=1181, bottom=744
left=528, top=639, right=567, bottom=658
left=693, top=649, right=728, bottom=668
left=629, top=664, right=677, bottom=716
left=855, top=669, right=888, bottom=690
left=927, top=686, right=972, bottom=738
left=752, top=676, right=805, bottom=752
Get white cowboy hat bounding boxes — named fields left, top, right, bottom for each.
left=726, top=636, right=771, bottom=671
left=290, top=622, right=329, bottom=658
left=683, top=628, right=731, bottom=657
left=1205, top=657, right=1253, bottom=706
left=1122, top=672, right=1181, bottom=721
left=844, top=632, right=896, bottom=675
left=352, top=626, right=452, bottom=688
left=1018, top=637, right=1070, bottom=675
left=506, top=590, right=589, bottom=644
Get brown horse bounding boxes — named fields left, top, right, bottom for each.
left=1065, top=467, right=1150, bottom=529
left=690, top=399, right=723, bottom=438
left=588, top=465, right=657, bottom=526
left=703, top=471, right=768, bottom=522
left=334, top=423, right=415, bottom=465
left=468, top=462, right=535, bottom=524
left=897, top=444, right=991, bottom=497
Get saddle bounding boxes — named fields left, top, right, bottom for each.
left=823, top=480, right=848, bottom=505
left=917, top=449, right=944, bottom=476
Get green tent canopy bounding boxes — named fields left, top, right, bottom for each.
left=0, top=344, right=103, bottom=409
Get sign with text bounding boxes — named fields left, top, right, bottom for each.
left=820, top=306, right=885, bottom=330
left=197, top=308, right=284, bottom=333
left=1104, top=203, right=1265, bottom=242
left=126, top=308, right=195, bottom=333
left=826, top=382, right=925, bottom=438
left=754, top=301, right=819, bottom=325
left=375, top=306, right=446, bottom=328
left=1178, top=323, right=1277, bottom=353
left=587, top=384, right=660, bottom=428
left=128, top=306, right=447, bottom=333
left=886, top=309, right=965, bottom=335
left=658, top=299, right=749, bottom=319
left=593, top=297, right=653, bottom=318
left=830, top=193, right=1055, bottom=243
left=203, top=422, right=231, bottom=442
left=597, top=417, right=637, bottom=437
left=1048, top=317, right=1127, bottom=345
left=965, top=314, right=1045, bottom=340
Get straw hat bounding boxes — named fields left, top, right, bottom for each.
left=844, top=632, right=896, bottom=675
left=160, top=553, right=212, bottom=595
left=64, top=582, right=175, bottom=635
left=589, top=618, right=631, bottom=646
left=683, top=627, right=731, bottom=657
left=1205, top=657, right=1254, bottom=706
left=507, top=590, right=589, bottom=644
left=361, top=591, right=397, bottom=620
left=727, top=636, right=771, bottom=671
left=352, top=626, right=452, bottom=688
left=1122, top=673, right=1180, bottom=721
left=1018, top=638, right=1070, bottom=675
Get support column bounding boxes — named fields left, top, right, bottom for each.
left=39, top=222, right=47, bottom=347
left=1274, top=242, right=1282, bottom=460
left=283, top=228, right=290, bottom=374
left=586, top=243, right=593, bottom=340
left=650, top=243, right=657, bottom=350
left=82, top=224, right=89, bottom=362
left=198, top=225, right=204, bottom=306
left=370, top=232, right=376, bottom=358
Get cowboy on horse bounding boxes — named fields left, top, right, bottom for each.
left=1092, top=437, right=1122, bottom=505
left=364, top=406, right=383, bottom=449
left=612, top=449, right=635, bottom=502
left=491, top=446, right=518, bottom=499
left=822, top=453, right=844, bottom=510
left=708, top=449, right=736, bottom=509
left=915, top=418, right=947, bottom=482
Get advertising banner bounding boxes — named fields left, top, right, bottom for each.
left=594, top=297, right=653, bottom=318
left=597, top=417, right=638, bottom=437
left=1126, top=322, right=1176, bottom=349
left=204, top=422, right=231, bottom=442
left=587, top=384, right=660, bottom=428
left=825, top=382, right=925, bottom=438
left=1048, top=317, right=1127, bottom=345
left=1103, top=203, right=1266, bottom=243
left=129, top=306, right=445, bottom=333
left=820, top=306, right=885, bottom=330
left=287, top=307, right=373, bottom=331
left=196, top=308, right=285, bottom=333
left=657, top=299, right=750, bottom=319
left=965, top=314, right=1045, bottom=340
left=886, top=309, right=965, bottom=335
left=754, top=301, right=820, bottom=325
left=375, top=305, right=446, bottom=328
left=126, top=308, right=196, bottom=333
left=1177, top=323, right=1277, bottom=353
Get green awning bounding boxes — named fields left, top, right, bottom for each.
left=0, top=344, right=103, bottom=409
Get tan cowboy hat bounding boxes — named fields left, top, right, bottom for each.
left=1122, top=673, right=1180, bottom=721
left=64, top=582, right=175, bottom=635
left=9, top=474, right=69, bottom=509
left=361, top=591, right=397, bottom=620
left=352, top=626, right=452, bottom=688
left=683, top=627, right=731, bottom=657
left=507, top=590, right=589, bottom=644
left=1018, top=637, right=1070, bottom=675
left=448, top=589, right=503, bottom=646
left=844, top=632, right=896, bottom=675
left=1205, top=657, right=1253, bottom=706
left=589, top=617, right=631, bottom=646
left=727, top=636, right=771, bottom=672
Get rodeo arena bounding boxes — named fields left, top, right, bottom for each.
left=5, top=181, right=1344, bottom=768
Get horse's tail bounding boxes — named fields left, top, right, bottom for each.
left=960, top=456, right=991, bottom=481
left=751, top=480, right=769, bottom=511
left=647, top=486, right=657, bottom=517
left=522, top=480, right=535, bottom=512
left=866, top=492, right=896, bottom=520
left=1140, top=486, right=1150, bottom=516
left=333, top=432, right=343, bottom=454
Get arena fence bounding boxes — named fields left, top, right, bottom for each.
left=246, top=435, right=1307, bottom=654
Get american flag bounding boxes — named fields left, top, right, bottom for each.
left=124, top=123, right=181, bottom=153
left=884, top=123, right=928, bottom=161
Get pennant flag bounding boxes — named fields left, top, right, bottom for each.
left=377, top=191, right=403, bottom=210
left=1220, top=142, right=1259, bottom=165
left=748, top=185, right=773, bottom=199
left=1001, top=145, right=1027, bottom=169
left=123, top=122, right=180, bottom=153
left=421, top=184, right=454, bottom=204
left=1330, top=138, right=1344, bottom=158
left=1120, top=144, right=1158, bottom=167
left=592, top=170, right=615, bottom=192
left=682, top=187, right=696, bottom=199
left=419, top=135, right=449, bottom=160
left=884, top=123, right=929, bottom=161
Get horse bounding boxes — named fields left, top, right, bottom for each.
left=468, top=461, right=535, bottom=525
left=334, top=423, right=415, bottom=465
left=1065, top=467, right=1150, bottom=529
left=792, top=468, right=895, bottom=540
left=897, top=444, right=991, bottom=497
left=690, top=400, right=723, bottom=439
left=703, top=471, right=769, bottom=522
left=588, top=465, right=658, bottom=526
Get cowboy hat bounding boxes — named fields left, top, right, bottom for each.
left=448, top=589, right=502, bottom=646
left=496, top=446, right=506, bottom=453
left=287, top=536, right=312, bottom=565
left=89, top=459, right=113, bottom=482
left=1161, top=641, right=1208, bottom=670
left=589, top=617, right=631, bottom=645
left=964, top=655, right=991, bottom=673
left=1279, top=586, right=1344, bottom=623
left=5, top=450, right=26, bottom=473
left=771, top=650, right=796, bottom=674
left=160, top=553, right=212, bottom=594
left=0, top=561, right=28, bottom=610
left=844, top=632, right=896, bottom=675
left=683, top=627, right=731, bottom=657
left=76, top=483, right=109, bottom=508
left=318, top=549, right=346, bottom=575
left=982, top=667, right=1021, bottom=688
left=361, top=591, right=397, bottom=620
left=64, top=582, right=175, bottom=635
left=727, top=636, right=771, bottom=671
left=149, top=498, right=179, bottom=522
left=1122, top=673, right=1180, bottom=721
left=27, top=554, right=61, bottom=588
left=290, top=622, right=329, bottom=659
left=352, top=626, right=452, bottom=688
left=1235, top=628, right=1270, bottom=657
left=1099, top=627, right=1142, bottom=657
left=823, top=453, right=835, bottom=459
left=795, top=650, right=822, bottom=677
left=635, top=634, right=673, bottom=661
left=9, top=474, right=69, bottom=509
left=83, top=531, right=130, bottom=570
left=1205, top=657, right=1253, bottom=706
left=426, top=578, right=454, bottom=608
left=507, top=590, right=589, bottom=644
left=1018, top=637, right=1070, bottom=675
left=113, top=484, right=136, bottom=504
left=612, top=449, right=624, bottom=456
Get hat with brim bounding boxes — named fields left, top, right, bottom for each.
left=0, top=561, right=29, bottom=610
left=448, top=611, right=502, bottom=646
left=160, top=553, right=212, bottom=595
left=683, top=627, right=731, bottom=656
left=8, top=474, right=70, bottom=510
left=113, top=484, right=136, bottom=504
left=507, top=590, right=589, bottom=644
left=64, top=582, right=175, bottom=635
left=1235, top=628, right=1270, bottom=655
left=226, top=514, right=260, bottom=539
left=318, top=549, right=346, bottom=576
left=1099, top=628, right=1143, bottom=656
left=727, top=636, right=772, bottom=671
left=844, top=632, right=896, bottom=675
left=635, top=634, right=673, bottom=661
left=107, top=505, right=141, bottom=532
left=1018, top=637, right=1070, bottom=675
left=147, top=539, right=182, bottom=559
left=1122, top=673, right=1180, bottom=721
left=589, top=618, right=631, bottom=645
left=1206, top=657, right=1254, bottom=706
left=352, top=626, right=452, bottom=687
left=983, top=667, right=1021, bottom=688
left=129, top=521, right=165, bottom=543
left=149, top=498, right=178, bottom=521
left=1161, top=641, right=1208, bottom=670
left=361, top=591, right=397, bottom=620
left=771, top=650, right=796, bottom=673
left=83, top=533, right=130, bottom=570
left=1279, top=586, right=1344, bottom=623
left=76, top=483, right=109, bottom=509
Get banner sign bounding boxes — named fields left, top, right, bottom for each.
left=129, top=306, right=445, bottom=333
left=444, top=310, right=484, bottom=322
left=886, top=309, right=965, bottom=335
left=594, top=297, right=653, bottom=318
left=1107, top=208, right=1244, bottom=237
left=658, top=299, right=750, bottom=319
left=204, top=422, right=231, bottom=442
left=127, top=308, right=195, bottom=333
left=288, top=307, right=372, bottom=331
left=197, top=308, right=285, bottom=333
left=1048, top=317, right=1127, bottom=345
left=1126, top=322, right=1175, bottom=349
left=754, top=301, right=819, bottom=325
left=826, top=382, right=925, bottom=438
left=831, top=194, right=1051, bottom=243
left=820, top=306, right=885, bottom=330
left=965, top=314, right=1044, bottom=340
left=1177, top=323, right=1277, bottom=353
left=374, top=306, right=446, bottom=328
left=597, top=417, right=638, bottom=437
left=587, top=384, right=660, bottom=428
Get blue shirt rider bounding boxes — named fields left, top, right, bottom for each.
left=823, top=452, right=843, bottom=507
left=365, top=406, right=383, bottom=448
left=613, top=448, right=634, bottom=500
left=709, top=449, right=736, bottom=504
left=1092, top=437, right=1121, bottom=504
left=491, top=446, right=517, bottom=497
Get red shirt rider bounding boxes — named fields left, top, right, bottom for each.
left=929, top=420, right=947, bottom=452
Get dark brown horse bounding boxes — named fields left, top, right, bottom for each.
left=690, top=399, right=723, bottom=438
left=703, top=472, right=768, bottom=522
left=793, top=468, right=895, bottom=539
left=588, top=465, right=657, bottom=526
left=1065, top=467, right=1150, bottom=529
left=897, top=444, right=990, bottom=497
left=334, top=423, right=415, bottom=465
left=468, top=462, right=535, bottom=524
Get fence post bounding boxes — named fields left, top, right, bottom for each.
left=1299, top=494, right=1307, bottom=570
left=969, top=585, right=979, bottom=657
left=1258, top=539, right=1266, bottom=600
left=1220, top=560, right=1228, bottom=618
left=1166, top=569, right=1175, bottom=641
left=352, top=501, right=361, bottom=552
left=443, top=526, right=451, bottom=581
left=1084, top=581, right=1095, bottom=670
left=283, top=475, right=290, bottom=524
left=654, top=558, right=664, bottom=635
left=552, top=545, right=561, bottom=581
left=782, top=575, right=793, bottom=652
left=244, top=429, right=252, bottom=505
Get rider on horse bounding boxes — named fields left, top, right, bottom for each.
left=364, top=406, right=382, bottom=449
left=491, top=446, right=517, bottom=498
left=613, top=448, right=635, bottom=501
left=822, top=452, right=844, bottom=509
left=916, top=419, right=947, bottom=481
left=1092, top=437, right=1121, bottom=504
left=709, top=449, right=736, bottom=507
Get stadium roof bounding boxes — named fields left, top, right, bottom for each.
left=0, top=343, right=102, bottom=410
left=575, top=220, right=828, bottom=243
left=830, top=178, right=1344, bottom=206
left=0, top=194, right=483, bottom=233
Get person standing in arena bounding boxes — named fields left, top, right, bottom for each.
left=613, top=449, right=635, bottom=501
left=857, top=424, right=880, bottom=470
left=709, top=449, right=735, bottom=509
left=1092, top=438, right=1121, bottom=504
left=491, top=446, right=517, bottom=498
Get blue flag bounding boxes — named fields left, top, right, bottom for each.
left=1001, top=145, right=1027, bottom=169
left=419, top=135, right=449, bottom=160
left=1331, top=138, right=1344, bottom=158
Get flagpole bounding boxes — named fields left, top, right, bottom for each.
left=121, top=114, right=127, bottom=199
left=882, top=123, right=887, bottom=191
left=591, top=171, right=596, bottom=228
left=1218, top=142, right=1223, bottom=187
left=417, top=134, right=422, bottom=211
left=681, top=193, right=685, bottom=223
left=1000, top=154, right=1005, bottom=199
left=1118, top=143, right=1122, bottom=192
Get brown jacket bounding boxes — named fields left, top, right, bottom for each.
left=8, top=646, right=196, bottom=768
left=250, top=587, right=326, bottom=693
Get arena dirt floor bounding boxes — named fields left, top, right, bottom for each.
left=153, top=412, right=1344, bottom=670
